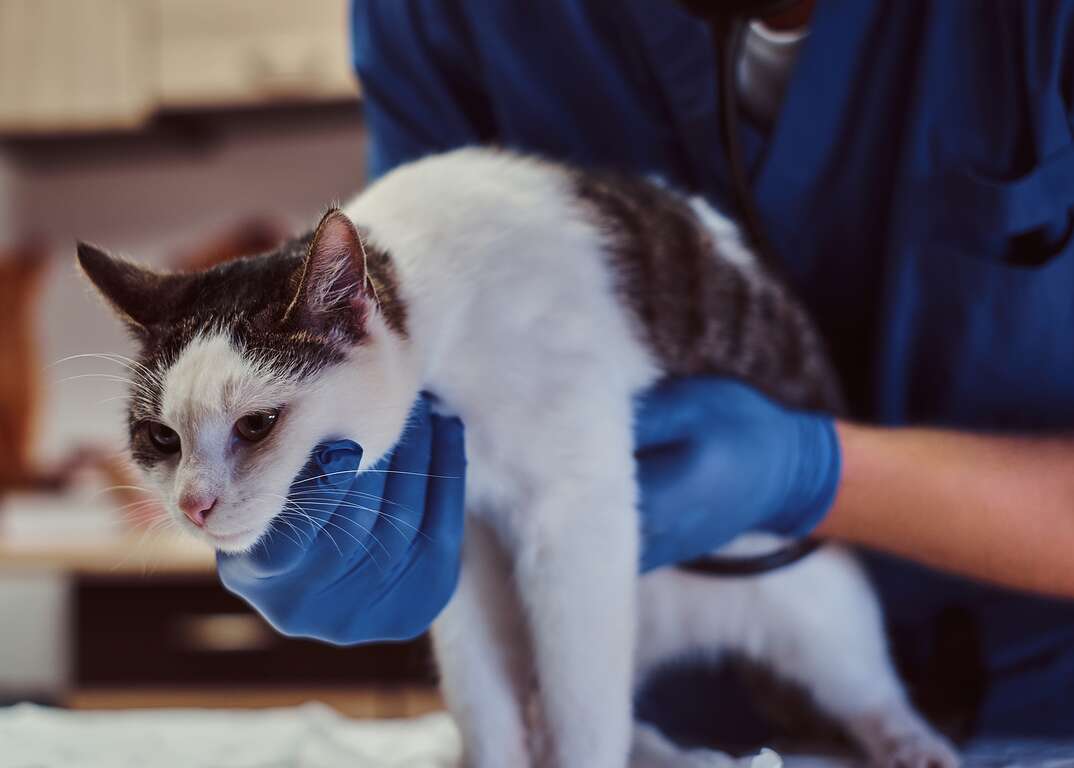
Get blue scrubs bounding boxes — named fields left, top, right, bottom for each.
left=352, top=0, right=1074, bottom=736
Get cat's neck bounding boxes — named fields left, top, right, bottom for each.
left=358, top=227, right=409, bottom=340
left=346, top=231, right=476, bottom=397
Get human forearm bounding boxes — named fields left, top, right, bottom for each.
left=818, top=422, right=1074, bottom=597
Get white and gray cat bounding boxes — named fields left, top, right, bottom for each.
left=78, top=148, right=958, bottom=768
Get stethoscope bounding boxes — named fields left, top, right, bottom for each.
left=674, top=1, right=825, bottom=576
left=680, top=0, right=798, bottom=275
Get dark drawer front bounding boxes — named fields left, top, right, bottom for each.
left=74, top=575, right=434, bottom=687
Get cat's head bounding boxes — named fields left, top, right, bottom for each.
left=78, top=209, right=418, bottom=552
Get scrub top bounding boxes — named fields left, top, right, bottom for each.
left=352, top=0, right=1074, bottom=738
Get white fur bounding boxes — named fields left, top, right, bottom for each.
left=347, top=150, right=657, bottom=767
left=157, top=333, right=299, bottom=549
left=689, top=196, right=757, bottom=271
left=154, top=148, right=957, bottom=768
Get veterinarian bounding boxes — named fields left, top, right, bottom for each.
left=220, top=0, right=1074, bottom=741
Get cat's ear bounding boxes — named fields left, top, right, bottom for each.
left=285, top=208, right=370, bottom=328
left=77, top=243, right=175, bottom=332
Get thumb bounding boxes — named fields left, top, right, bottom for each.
left=634, top=378, right=712, bottom=448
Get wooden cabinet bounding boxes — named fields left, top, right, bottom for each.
left=74, top=574, right=433, bottom=689
left=0, top=531, right=435, bottom=710
left=0, top=0, right=358, bottom=134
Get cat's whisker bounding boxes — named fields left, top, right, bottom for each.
left=262, top=491, right=397, bottom=534
left=110, top=504, right=167, bottom=525
left=277, top=503, right=320, bottom=546
left=287, top=468, right=460, bottom=490
left=266, top=519, right=303, bottom=550
left=271, top=509, right=310, bottom=546
left=288, top=487, right=418, bottom=516
left=275, top=502, right=389, bottom=565
left=107, top=492, right=164, bottom=507
left=47, top=352, right=158, bottom=380
left=282, top=498, right=425, bottom=542
left=110, top=514, right=174, bottom=573
left=344, top=489, right=418, bottom=514
left=345, top=507, right=423, bottom=541
left=108, top=498, right=163, bottom=512
left=55, top=373, right=133, bottom=386
left=110, top=531, right=150, bottom=572
left=286, top=469, right=361, bottom=487
left=275, top=513, right=336, bottom=555
left=91, top=484, right=156, bottom=498
left=356, top=469, right=461, bottom=479
left=260, top=494, right=343, bottom=555
left=276, top=508, right=388, bottom=562
left=274, top=485, right=427, bottom=540
left=274, top=509, right=349, bottom=559
left=142, top=515, right=173, bottom=535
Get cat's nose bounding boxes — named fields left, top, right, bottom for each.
left=179, top=493, right=217, bottom=527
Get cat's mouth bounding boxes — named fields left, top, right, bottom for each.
left=201, top=526, right=260, bottom=552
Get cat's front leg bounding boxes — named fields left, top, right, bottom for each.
left=433, top=518, right=533, bottom=768
left=514, top=481, right=638, bottom=768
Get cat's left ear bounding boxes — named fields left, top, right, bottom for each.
left=284, top=208, right=370, bottom=331
left=77, top=243, right=184, bottom=334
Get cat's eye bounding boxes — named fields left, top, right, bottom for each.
left=146, top=421, right=181, bottom=454
left=235, top=409, right=280, bottom=443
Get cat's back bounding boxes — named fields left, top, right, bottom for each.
left=350, top=148, right=645, bottom=367
left=353, top=148, right=841, bottom=412
left=351, top=148, right=579, bottom=254
left=571, top=168, right=842, bottom=411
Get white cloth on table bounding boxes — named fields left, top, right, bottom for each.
left=2, top=702, right=1072, bottom=768
left=0, top=703, right=457, bottom=768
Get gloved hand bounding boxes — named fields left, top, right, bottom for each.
left=635, top=376, right=841, bottom=572
left=217, top=396, right=466, bottom=644
left=220, top=379, right=839, bottom=644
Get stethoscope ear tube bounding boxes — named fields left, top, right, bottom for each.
left=711, top=16, right=784, bottom=277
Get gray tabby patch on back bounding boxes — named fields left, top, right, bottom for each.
left=574, top=170, right=844, bottom=414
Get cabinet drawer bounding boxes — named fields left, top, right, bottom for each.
left=74, top=575, right=432, bottom=687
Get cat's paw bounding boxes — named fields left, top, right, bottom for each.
left=631, top=722, right=782, bottom=768
left=847, top=708, right=959, bottom=768
left=632, top=748, right=760, bottom=768
left=873, top=730, right=960, bottom=768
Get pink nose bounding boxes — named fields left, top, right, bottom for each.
left=179, top=494, right=217, bottom=527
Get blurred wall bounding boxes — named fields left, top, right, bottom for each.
left=1, top=111, right=367, bottom=462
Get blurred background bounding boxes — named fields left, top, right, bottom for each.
left=0, top=0, right=438, bottom=719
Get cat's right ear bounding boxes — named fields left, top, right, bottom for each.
left=283, top=209, right=370, bottom=334
left=77, top=243, right=174, bottom=333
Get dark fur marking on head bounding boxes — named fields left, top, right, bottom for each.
left=79, top=215, right=408, bottom=468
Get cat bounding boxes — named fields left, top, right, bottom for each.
left=78, top=148, right=958, bottom=768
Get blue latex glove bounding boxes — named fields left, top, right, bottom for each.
left=635, top=377, right=842, bottom=572
left=217, top=396, right=465, bottom=644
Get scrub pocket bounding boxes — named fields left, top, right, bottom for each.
left=951, top=143, right=1074, bottom=267
left=904, top=142, right=1074, bottom=429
